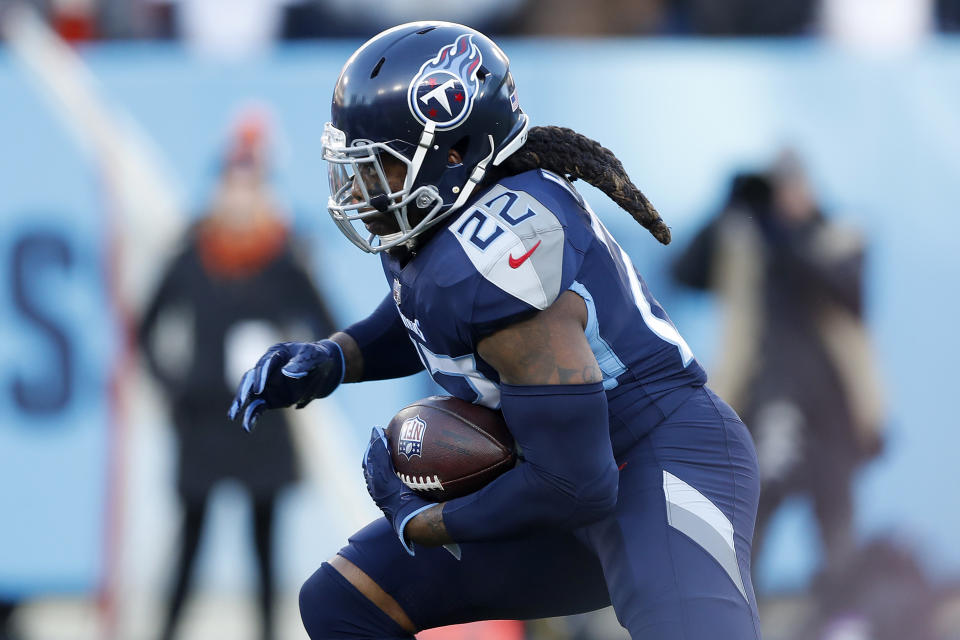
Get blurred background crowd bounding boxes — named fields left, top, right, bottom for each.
left=1, top=1, right=958, bottom=640
left=11, top=0, right=960, bottom=49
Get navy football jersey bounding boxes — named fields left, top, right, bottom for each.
left=381, top=169, right=707, bottom=450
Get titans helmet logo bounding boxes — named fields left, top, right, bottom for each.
left=408, top=34, right=482, bottom=131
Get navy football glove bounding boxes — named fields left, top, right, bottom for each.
left=362, top=426, right=435, bottom=555
left=228, top=340, right=344, bottom=432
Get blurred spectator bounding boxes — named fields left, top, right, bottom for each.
left=2, top=0, right=96, bottom=42
left=513, top=0, right=665, bottom=36
left=138, top=108, right=336, bottom=640
left=11, top=0, right=960, bottom=41
left=142, top=0, right=527, bottom=49
left=671, top=151, right=885, bottom=586
left=49, top=0, right=96, bottom=42
left=667, top=0, right=816, bottom=35
left=281, top=0, right=526, bottom=39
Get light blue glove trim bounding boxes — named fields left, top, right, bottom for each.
left=361, top=425, right=387, bottom=466
left=280, top=340, right=345, bottom=388
left=331, top=340, right=346, bottom=387
left=397, top=503, right=437, bottom=556
left=372, top=424, right=388, bottom=447
left=242, top=398, right=265, bottom=433
left=257, top=351, right=282, bottom=392
left=229, top=368, right=256, bottom=419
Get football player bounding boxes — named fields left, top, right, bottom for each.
left=230, top=22, right=762, bottom=639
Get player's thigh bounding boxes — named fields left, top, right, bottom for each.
left=334, top=517, right=611, bottom=630
left=587, top=386, right=762, bottom=639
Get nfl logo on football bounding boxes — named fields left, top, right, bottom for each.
left=397, top=415, right=427, bottom=459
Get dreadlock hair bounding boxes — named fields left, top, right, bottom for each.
left=494, top=126, right=671, bottom=245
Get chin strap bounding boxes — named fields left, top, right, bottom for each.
left=448, top=134, right=495, bottom=213
left=406, top=120, right=436, bottom=193
left=446, top=116, right=528, bottom=213
left=378, top=231, right=404, bottom=247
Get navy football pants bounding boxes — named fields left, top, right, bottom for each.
left=304, top=387, right=762, bottom=639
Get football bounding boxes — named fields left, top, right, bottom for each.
left=387, top=396, right=516, bottom=501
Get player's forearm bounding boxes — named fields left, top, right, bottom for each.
left=440, top=383, right=619, bottom=542
left=329, top=331, right=364, bottom=383
left=336, top=293, right=425, bottom=382
left=405, top=504, right=453, bottom=546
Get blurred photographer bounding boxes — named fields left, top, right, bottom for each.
left=672, top=151, right=885, bottom=583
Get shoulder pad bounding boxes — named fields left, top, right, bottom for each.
left=447, top=183, right=567, bottom=310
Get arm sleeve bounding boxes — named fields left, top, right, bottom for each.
left=441, top=382, right=619, bottom=541
left=343, top=293, right=425, bottom=381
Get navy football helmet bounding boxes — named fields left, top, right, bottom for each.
left=322, top=22, right=530, bottom=252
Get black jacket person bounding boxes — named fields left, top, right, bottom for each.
left=138, top=111, right=336, bottom=640
left=672, top=154, right=885, bottom=578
